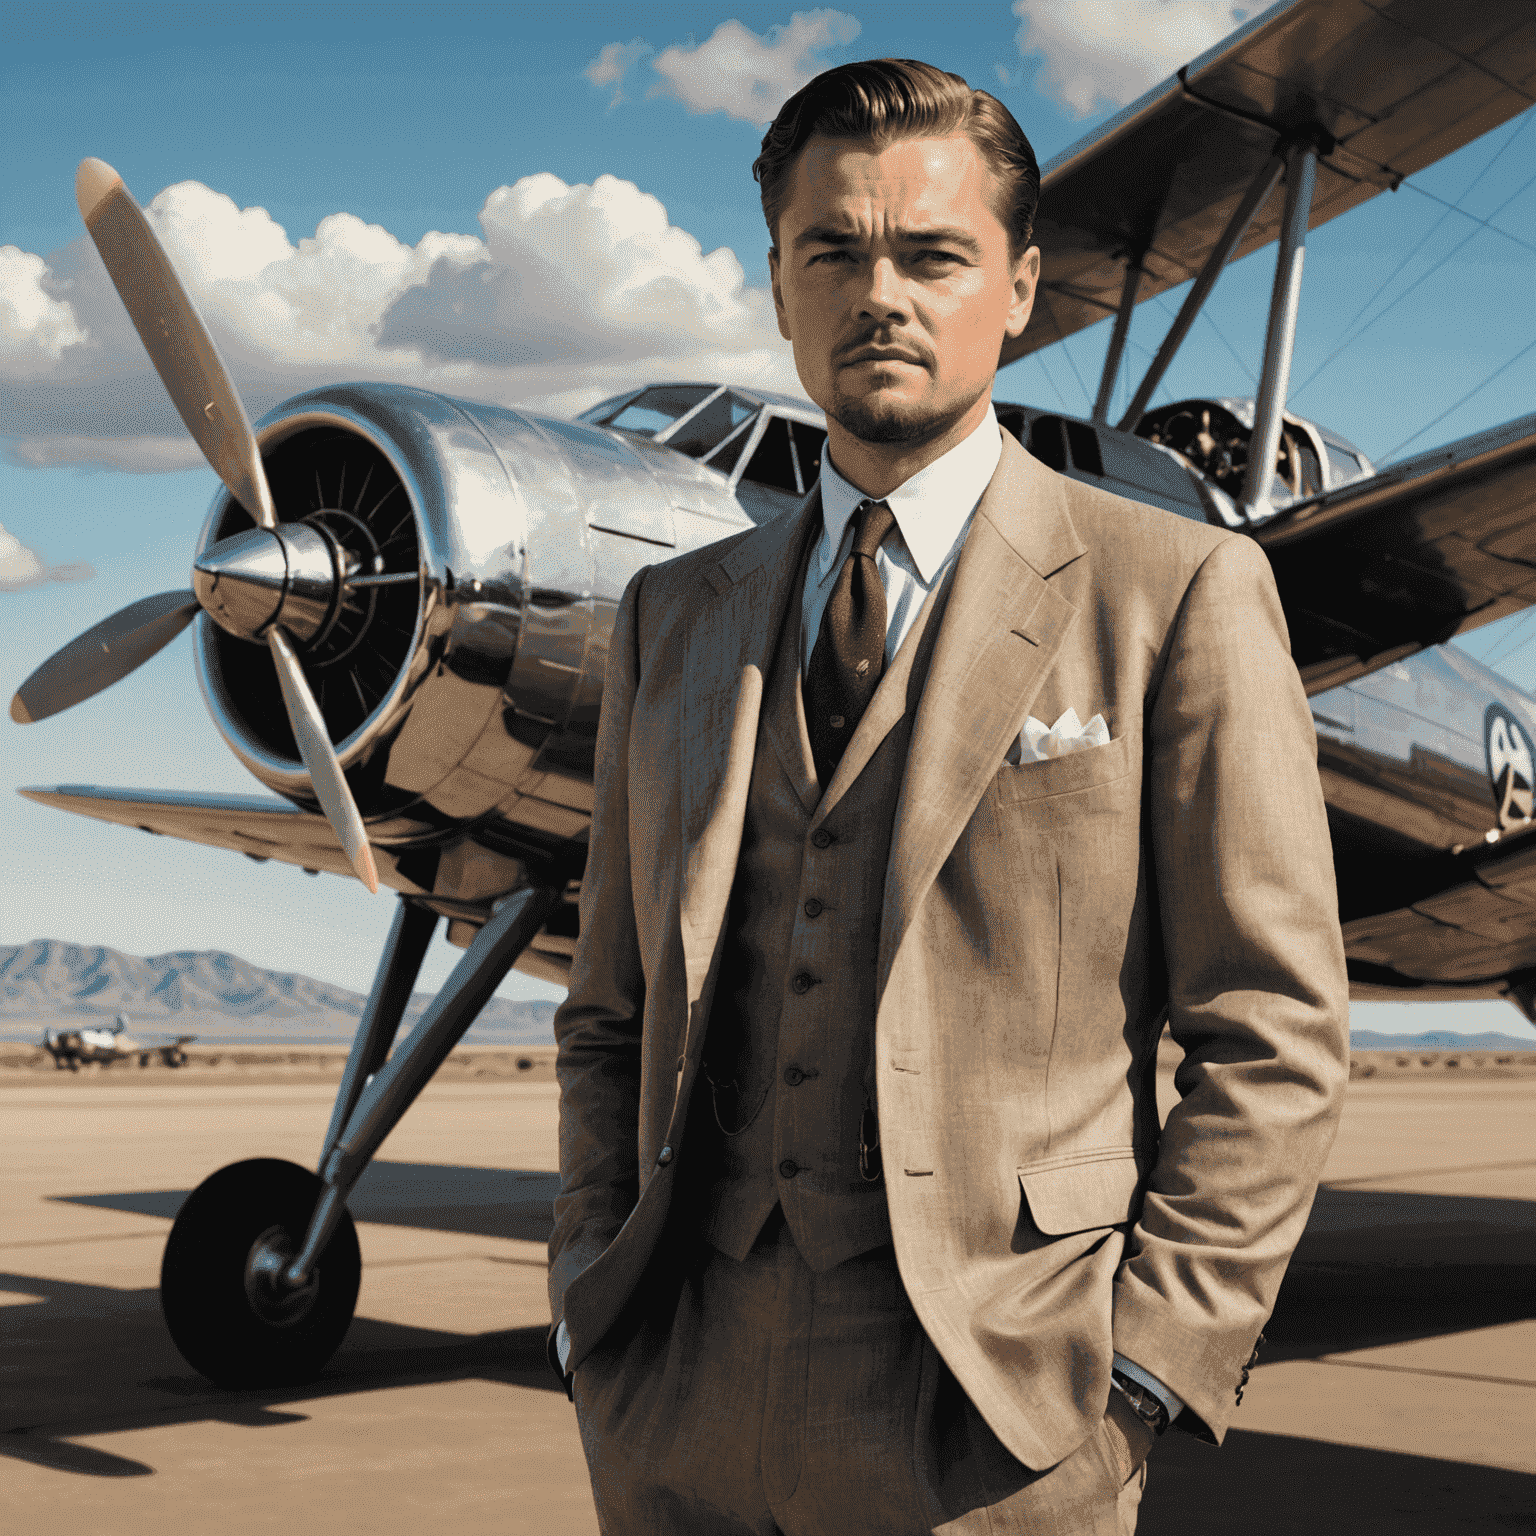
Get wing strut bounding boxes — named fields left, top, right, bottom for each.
left=1092, top=261, right=1143, bottom=424
left=1244, top=140, right=1320, bottom=519
left=1118, top=153, right=1284, bottom=431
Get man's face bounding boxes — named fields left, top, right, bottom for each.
left=770, top=132, right=1038, bottom=448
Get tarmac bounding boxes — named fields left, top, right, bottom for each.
left=1, top=1060, right=1531, bottom=1534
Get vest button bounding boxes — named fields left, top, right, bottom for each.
left=657, top=1145, right=674, bottom=1167
left=784, top=1065, right=805, bottom=1086
left=811, top=829, right=833, bottom=849
left=778, top=1158, right=800, bottom=1179
left=803, top=898, right=823, bottom=918
left=791, top=972, right=815, bottom=994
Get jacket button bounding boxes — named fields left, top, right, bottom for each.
left=657, top=1146, right=674, bottom=1167
left=803, top=898, right=823, bottom=918
left=811, top=829, right=833, bottom=849
left=778, top=1159, right=799, bottom=1179
left=784, top=1065, right=804, bottom=1086
left=791, top=972, right=815, bottom=994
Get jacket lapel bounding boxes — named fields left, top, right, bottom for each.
left=879, top=436, right=1087, bottom=997
left=679, top=491, right=820, bottom=1002
left=760, top=537, right=822, bottom=815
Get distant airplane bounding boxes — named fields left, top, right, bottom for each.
left=8, top=0, right=1535, bottom=1387
left=41, top=1014, right=195, bottom=1070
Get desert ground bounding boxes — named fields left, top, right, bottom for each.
left=1, top=1051, right=1531, bottom=1534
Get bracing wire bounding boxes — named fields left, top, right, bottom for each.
left=1292, top=110, right=1536, bottom=403
left=1059, top=336, right=1094, bottom=413
left=1031, top=350, right=1069, bottom=411
left=1150, top=293, right=1258, bottom=387
left=1401, top=177, right=1536, bottom=259
left=1317, top=110, right=1533, bottom=370
left=1477, top=603, right=1536, bottom=671
left=1380, top=335, right=1536, bottom=464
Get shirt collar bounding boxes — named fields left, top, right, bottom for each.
left=816, top=404, right=1003, bottom=584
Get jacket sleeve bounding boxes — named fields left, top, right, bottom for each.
left=546, top=566, right=649, bottom=1374
left=1111, top=532, right=1351, bottom=1443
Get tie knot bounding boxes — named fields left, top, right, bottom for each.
left=852, top=499, right=895, bottom=559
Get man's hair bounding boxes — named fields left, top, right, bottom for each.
left=754, top=58, right=1040, bottom=259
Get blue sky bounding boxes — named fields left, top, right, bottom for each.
left=3, top=2, right=1534, bottom=1034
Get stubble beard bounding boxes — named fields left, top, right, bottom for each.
left=827, top=382, right=978, bottom=448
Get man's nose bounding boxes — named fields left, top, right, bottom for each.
left=856, top=256, right=909, bottom=322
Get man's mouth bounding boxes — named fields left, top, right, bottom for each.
left=840, top=347, right=927, bottom=369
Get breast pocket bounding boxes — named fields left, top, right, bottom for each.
left=995, top=729, right=1140, bottom=805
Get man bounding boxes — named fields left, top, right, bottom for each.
left=549, top=57, right=1349, bottom=1534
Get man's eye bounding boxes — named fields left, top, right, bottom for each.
left=808, top=250, right=852, bottom=265
left=916, top=250, right=961, bottom=266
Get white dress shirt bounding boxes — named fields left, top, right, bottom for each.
left=802, top=404, right=1001, bottom=678
left=562, top=404, right=1186, bottom=1428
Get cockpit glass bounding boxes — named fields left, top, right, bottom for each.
left=665, top=392, right=759, bottom=458
left=604, top=385, right=717, bottom=438
left=1325, top=442, right=1361, bottom=486
left=575, top=391, right=639, bottom=425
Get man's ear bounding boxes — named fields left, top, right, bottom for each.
left=769, top=247, right=792, bottom=342
left=1004, top=245, right=1040, bottom=341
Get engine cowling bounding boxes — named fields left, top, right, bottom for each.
left=194, top=383, right=752, bottom=878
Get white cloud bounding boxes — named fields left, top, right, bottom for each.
left=0, top=246, right=88, bottom=376
left=1014, top=0, right=1257, bottom=117
left=0, top=521, right=94, bottom=592
left=650, top=10, right=861, bottom=125
left=7, top=436, right=205, bottom=473
left=0, top=176, right=797, bottom=472
left=585, top=38, right=652, bottom=108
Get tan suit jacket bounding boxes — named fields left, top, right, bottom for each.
left=549, top=431, right=1350, bottom=1468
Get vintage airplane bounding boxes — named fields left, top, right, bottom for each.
left=40, top=1013, right=196, bottom=1071
left=8, top=0, right=1536, bottom=1388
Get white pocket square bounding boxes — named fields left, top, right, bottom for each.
left=1006, top=708, right=1110, bottom=766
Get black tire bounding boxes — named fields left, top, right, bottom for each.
left=160, top=1158, right=361, bottom=1388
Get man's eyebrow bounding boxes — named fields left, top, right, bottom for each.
left=792, top=223, right=984, bottom=256
left=793, top=224, right=860, bottom=248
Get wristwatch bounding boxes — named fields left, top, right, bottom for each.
left=1110, top=1369, right=1171, bottom=1436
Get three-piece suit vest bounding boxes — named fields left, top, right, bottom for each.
left=698, top=530, right=952, bottom=1271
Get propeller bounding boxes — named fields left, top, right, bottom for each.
left=10, top=590, right=198, bottom=725
left=9, top=159, right=379, bottom=894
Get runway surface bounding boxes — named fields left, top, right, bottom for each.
left=2, top=1070, right=1531, bottom=1533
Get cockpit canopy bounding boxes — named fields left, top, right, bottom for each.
left=579, top=383, right=829, bottom=523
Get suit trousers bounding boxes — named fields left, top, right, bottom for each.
left=572, top=1209, right=1147, bottom=1534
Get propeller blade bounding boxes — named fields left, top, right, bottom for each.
left=10, top=590, right=199, bottom=724
left=267, top=628, right=380, bottom=894
left=75, top=158, right=277, bottom=531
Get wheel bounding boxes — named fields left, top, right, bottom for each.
left=160, top=1158, right=361, bottom=1388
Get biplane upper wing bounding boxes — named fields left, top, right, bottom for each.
left=1001, top=0, right=1536, bottom=366
left=1255, top=412, right=1536, bottom=693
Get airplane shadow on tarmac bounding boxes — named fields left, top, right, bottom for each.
left=11, top=1166, right=1533, bottom=1533
left=51, top=1160, right=563, bottom=1244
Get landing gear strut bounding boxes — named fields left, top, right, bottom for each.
left=159, top=884, right=561, bottom=1387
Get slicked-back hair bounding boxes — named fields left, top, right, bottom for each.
left=754, top=58, right=1040, bottom=260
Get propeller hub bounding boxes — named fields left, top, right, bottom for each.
left=193, top=523, right=338, bottom=643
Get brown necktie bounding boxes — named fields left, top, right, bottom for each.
left=806, top=498, right=896, bottom=786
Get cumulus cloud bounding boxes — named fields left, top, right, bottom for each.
left=648, top=10, right=860, bottom=124
left=0, top=522, right=94, bottom=592
left=584, top=38, right=653, bottom=108
left=0, top=246, right=88, bottom=376
left=1014, top=0, right=1257, bottom=116
left=0, top=175, right=797, bottom=471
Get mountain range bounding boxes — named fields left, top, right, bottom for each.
left=5, top=941, right=1534, bottom=1053
left=0, top=939, right=558, bottom=1045
left=1347, top=1028, right=1535, bottom=1052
